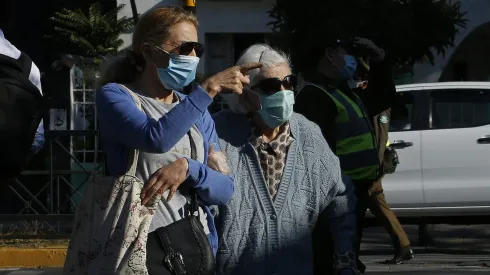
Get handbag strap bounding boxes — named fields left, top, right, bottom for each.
left=119, top=84, right=142, bottom=177
left=153, top=130, right=200, bottom=275
left=187, top=131, right=199, bottom=216
left=156, top=230, right=187, bottom=275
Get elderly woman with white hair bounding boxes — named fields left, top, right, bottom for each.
left=212, top=43, right=359, bottom=275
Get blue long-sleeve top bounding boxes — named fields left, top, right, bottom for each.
left=95, top=83, right=235, bottom=254
left=30, top=119, right=44, bottom=154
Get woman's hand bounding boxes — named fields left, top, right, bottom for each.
left=201, top=62, right=263, bottom=98
left=207, top=144, right=231, bottom=175
left=141, top=158, right=189, bottom=205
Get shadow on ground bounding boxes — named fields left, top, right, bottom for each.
left=361, top=224, right=490, bottom=254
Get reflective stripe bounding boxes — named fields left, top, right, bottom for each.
left=332, top=91, right=363, bottom=119
left=300, top=84, right=380, bottom=180
left=330, top=90, right=361, bottom=120
left=302, top=84, right=349, bottom=122
left=337, top=133, right=375, bottom=154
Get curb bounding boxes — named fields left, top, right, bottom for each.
left=0, top=248, right=67, bottom=268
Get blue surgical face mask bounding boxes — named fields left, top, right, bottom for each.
left=157, top=54, right=200, bottom=91
left=338, top=55, right=358, bottom=82
left=256, top=90, right=295, bottom=129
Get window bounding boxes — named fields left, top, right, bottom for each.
left=205, top=33, right=271, bottom=75
left=205, top=33, right=234, bottom=76
left=205, top=33, right=272, bottom=113
left=430, top=89, right=490, bottom=129
left=71, top=65, right=100, bottom=164
left=390, top=92, right=415, bottom=132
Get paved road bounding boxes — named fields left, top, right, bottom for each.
left=360, top=224, right=490, bottom=274
left=1, top=225, right=489, bottom=274
left=1, top=256, right=489, bottom=274
left=362, top=254, right=490, bottom=274
left=1, top=264, right=489, bottom=274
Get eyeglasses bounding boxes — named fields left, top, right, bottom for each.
left=156, top=41, right=205, bottom=58
left=252, top=74, right=297, bottom=94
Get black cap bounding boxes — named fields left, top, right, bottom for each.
left=326, top=37, right=361, bottom=56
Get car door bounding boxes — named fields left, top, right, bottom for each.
left=421, top=88, right=490, bottom=210
left=382, top=89, right=425, bottom=209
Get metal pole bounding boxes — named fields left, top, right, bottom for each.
left=182, top=0, right=196, bottom=95
left=49, top=139, right=54, bottom=213
left=183, top=0, right=196, bottom=14
left=130, top=0, right=139, bottom=25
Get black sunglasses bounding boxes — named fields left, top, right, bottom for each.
left=178, top=41, right=204, bottom=57
left=252, top=74, right=297, bottom=94
left=157, top=41, right=205, bottom=58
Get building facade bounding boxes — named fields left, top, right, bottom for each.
left=119, top=0, right=490, bottom=84
left=118, top=0, right=275, bottom=76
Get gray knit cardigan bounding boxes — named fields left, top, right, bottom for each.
left=212, top=110, right=357, bottom=275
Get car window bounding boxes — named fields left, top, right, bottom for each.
left=390, top=91, right=415, bottom=132
left=430, top=89, right=490, bottom=129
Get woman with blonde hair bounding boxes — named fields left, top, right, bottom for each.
left=63, top=6, right=260, bottom=274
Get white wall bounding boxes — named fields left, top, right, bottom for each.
left=117, top=0, right=490, bottom=82
left=196, top=0, right=275, bottom=72
left=412, top=0, right=490, bottom=83
left=117, top=0, right=274, bottom=73
left=117, top=0, right=181, bottom=48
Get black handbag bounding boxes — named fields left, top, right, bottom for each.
left=146, top=132, right=215, bottom=275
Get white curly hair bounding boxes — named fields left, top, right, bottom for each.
left=220, top=43, right=291, bottom=114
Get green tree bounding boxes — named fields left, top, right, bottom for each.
left=268, top=0, right=468, bottom=69
left=47, top=3, right=134, bottom=57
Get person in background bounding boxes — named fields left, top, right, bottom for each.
left=355, top=57, right=413, bottom=265
left=294, top=33, right=411, bottom=273
left=213, top=43, right=358, bottom=275
left=0, top=6, right=44, bottom=156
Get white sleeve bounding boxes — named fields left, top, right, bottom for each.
left=28, top=61, right=42, bottom=95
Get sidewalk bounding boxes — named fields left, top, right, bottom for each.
left=361, top=224, right=490, bottom=254
left=0, top=224, right=488, bottom=268
left=0, top=268, right=61, bottom=275
left=0, top=239, right=68, bottom=268
left=0, top=248, right=66, bottom=268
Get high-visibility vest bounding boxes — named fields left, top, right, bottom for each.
left=301, top=84, right=380, bottom=181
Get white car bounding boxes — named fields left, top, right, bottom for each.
left=377, top=82, right=490, bottom=220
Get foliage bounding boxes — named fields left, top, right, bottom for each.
left=268, top=0, right=468, bottom=67
left=47, top=3, right=134, bottom=57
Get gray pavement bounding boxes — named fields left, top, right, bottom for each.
left=360, top=224, right=490, bottom=274
left=1, top=264, right=489, bottom=274
left=0, top=262, right=489, bottom=274
left=0, top=225, right=489, bottom=274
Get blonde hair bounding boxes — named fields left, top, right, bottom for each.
left=98, top=6, right=198, bottom=86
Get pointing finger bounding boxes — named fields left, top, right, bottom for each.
left=238, top=74, right=250, bottom=85
left=239, top=62, right=263, bottom=75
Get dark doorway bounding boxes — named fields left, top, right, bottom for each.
left=233, top=33, right=267, bottom=63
